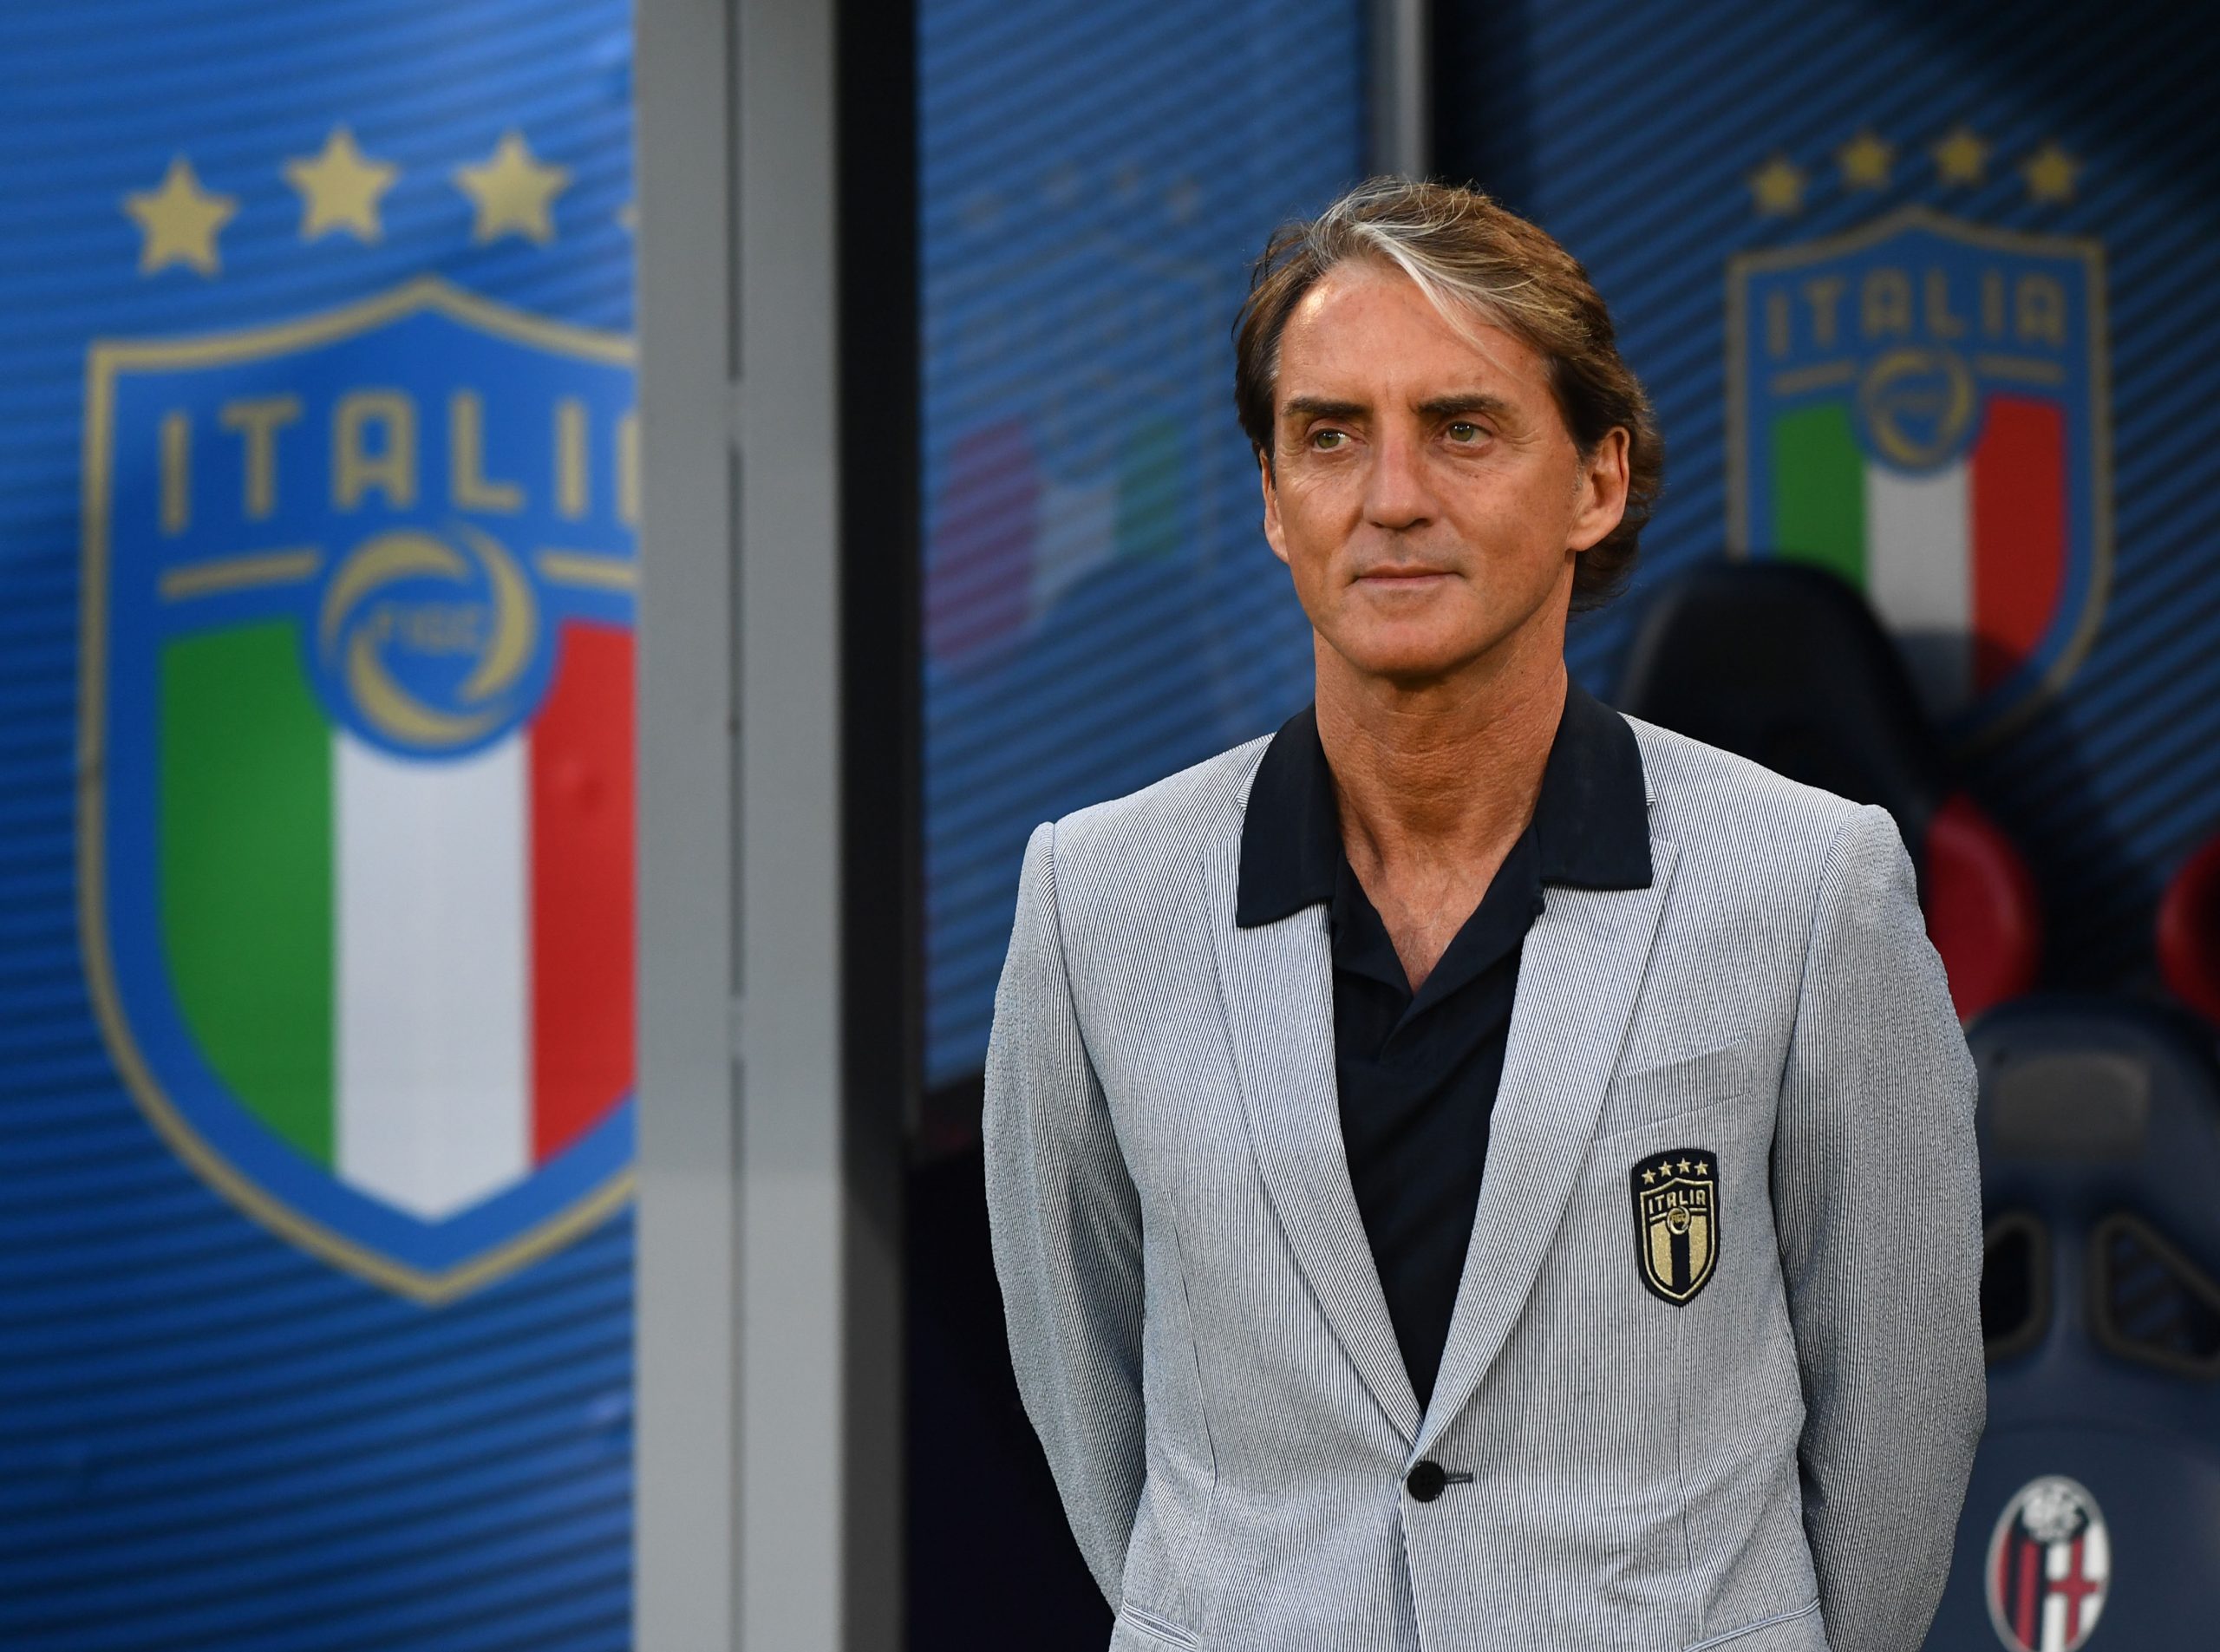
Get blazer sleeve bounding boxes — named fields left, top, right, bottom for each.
left=982, top=821, right=1147, bottom=1608
left=1772, top=803, right=1986, bottom=1652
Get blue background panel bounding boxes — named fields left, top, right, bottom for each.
left=918, top=0, right=1370, bottom=1085
left=1438, top=0, right=2220, bottom=999
left=0, top=4, right=635, bottom=1646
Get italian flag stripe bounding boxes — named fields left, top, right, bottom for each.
left=1971, top=396, right=2066, bottom=690
left=1768, top=392, right=2067, bottom=715
left=1865, top=454, right=1969, bottom=705
left=158, top=619, right=634, bottom=1217
left=1768, top=402, right=1864, bottom=587
left=161, top=622, right=336, bottom=1166
left=528, top=624, right=635, bottom=1161
left=336, top=728, right=529, bottom=1217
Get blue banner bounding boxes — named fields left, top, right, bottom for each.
left=0, top=4, right=635, bottom=1645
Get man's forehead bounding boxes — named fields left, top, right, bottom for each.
left=1276, top=262, right=1543, bottom=402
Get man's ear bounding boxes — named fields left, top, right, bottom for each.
left=1567, top=426, right=1630, bottom=554
left=1259, top=450, right=1290, bottom=568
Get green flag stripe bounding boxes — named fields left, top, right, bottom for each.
left=160, top=621, right=335, bottom=1166
left=1769, top=402, right=1865, bottom=585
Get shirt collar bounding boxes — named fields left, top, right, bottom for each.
left=1235, top=676, right=1651, bottom=929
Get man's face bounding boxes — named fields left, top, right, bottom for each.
left=1260, top=260, right=1629, bottom=689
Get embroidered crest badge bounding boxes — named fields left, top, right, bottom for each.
left=1630, top=1148, right=1720, bottom=1304
left=1985, top=1475, right=2108, bottom=1650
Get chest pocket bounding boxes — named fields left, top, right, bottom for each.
left=1596, top=1037, right=1763, bottom=1139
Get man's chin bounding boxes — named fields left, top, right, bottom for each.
left=1327, top=635, right=1505, bottom=692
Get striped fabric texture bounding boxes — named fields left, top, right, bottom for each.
left=983, top=715, right=1985, bottom=1652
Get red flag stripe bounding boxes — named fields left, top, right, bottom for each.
left=1969, top=395, right=2067, bottom=692
left=2014, top=1532, right=2040, bottom=1648
left=529, top=622, right=637, bottom=1161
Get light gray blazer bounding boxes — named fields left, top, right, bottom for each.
left=983, top=715, right=1984, bottom=1652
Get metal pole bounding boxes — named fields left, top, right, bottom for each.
left=634, top=0, right=743, bottom=1640
left=1372, top=0, right=1434, bottom=179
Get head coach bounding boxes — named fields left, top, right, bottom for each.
left=983, top=178, right=1983, bottom=1651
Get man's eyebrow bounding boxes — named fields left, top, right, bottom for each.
left=1415, top=392, right=1517, bottom=421
left=1280, top=395, right=1367, bottom=423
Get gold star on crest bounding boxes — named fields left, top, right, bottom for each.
left=454, top=130, right=569, bottom=245
left=284, top=127, right=399, bottom=244
left=1749, top=154, right=1805, bottom=216
left=123, top=155, right=238, bottom=277
left=1932, top=125, right=1989, bottom=186
left=2022, top=141, right=2080, bottom=204
left=1838, top=130, right=1893, bottom=190
left=1641, top=1168, right=1657, bottom=1185
left=1676, top=1158, right=1693, bottom=1174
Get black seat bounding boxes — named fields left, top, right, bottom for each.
left=1615, top=558, right=2040, bottom=1020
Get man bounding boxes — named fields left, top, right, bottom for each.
left=983, top=179, right=1982, bottom=1651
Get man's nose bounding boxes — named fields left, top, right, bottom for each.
left=1363, top=428, right=1435, bottom=531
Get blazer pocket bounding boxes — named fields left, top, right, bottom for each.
left=1596, top=1037, right=1761, bottom=1139
left=1683, top=1595, right=1825, bottom=1652
left=1115, top=1601, right=1200, bottom=1650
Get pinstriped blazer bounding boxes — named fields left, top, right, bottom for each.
left=983, top=713, right=1985, bottom=1652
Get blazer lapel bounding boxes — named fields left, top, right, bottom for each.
left=1203, top=833, right=1424, bottom=1446
left=1416, top=834, right=1681, bottom=1455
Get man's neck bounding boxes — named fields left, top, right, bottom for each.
left=1313, top=629, right=1568, bottom=882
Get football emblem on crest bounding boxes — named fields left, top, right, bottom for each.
left=1985, top=1475, right=2108, bottom=1650
left=1629, top=1148, right=1719, bottom=1304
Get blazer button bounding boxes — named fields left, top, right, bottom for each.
left=1406, top=1460, right=1447, bottom=1503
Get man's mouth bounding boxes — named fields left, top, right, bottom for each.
left=1355, top=565, right=1452, bottom=584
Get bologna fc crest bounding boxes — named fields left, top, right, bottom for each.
left=81, top=278, right=638, bottom=1302
left=1986, top=1475, right=2109, bottom=1650
left=1727, top=206, right=2110, bottom=739
left=1629, top=1148, right=1719, bottom=1304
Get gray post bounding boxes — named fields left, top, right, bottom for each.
left=634, top=0, right=741, bottom=1641
left=732, top=0, right=852, bottom=1645
left=637, top=0, right=896, bottom=1647
left=1372, top=0, right=1434, bottom=179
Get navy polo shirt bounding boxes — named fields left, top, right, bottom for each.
left=1234, top=678, right=1653, bottom=1409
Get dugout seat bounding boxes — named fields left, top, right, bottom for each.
left=1613, top=558, right=2040, bottom=1020
left=1923, top=997, right=2220, bottom=1647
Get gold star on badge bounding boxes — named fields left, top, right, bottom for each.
left=454, top=130, right=569, bottom=245
left=1931, top=125, right=1989, bottom=186
left=1642, top=1168, right=1657, bottom=1185
left=123, top=155, right=238, bottom=277
left=1676, top=1158, right=1693, bottom=1174
left=1748, top=154, right=1805, bottom=216
left=284, top=126, right=399, bottom=244
left=2022, top=141, right=2080, bottom=204
left=1838, top=130, right=1893, bottom=190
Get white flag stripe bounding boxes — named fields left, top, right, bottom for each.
left=2040, top=1585, right=2067, bottom=1652
left=336, top=731, right=530, bottom=1218
left=2082, top=1518, right=2109, bottom=1581
left=1864, top=457, right=1972, bottom=717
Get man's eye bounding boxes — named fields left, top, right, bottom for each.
left=1446, top=421, right=1484, bottom=444
left=1311, top=429, right=1346, bottom=450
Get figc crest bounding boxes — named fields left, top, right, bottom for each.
left=81, top=278, right=638, bottom=1302
left=1728, top=206, right=2111, bottom=741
